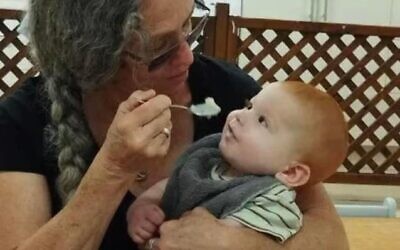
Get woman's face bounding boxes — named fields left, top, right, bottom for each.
left=125, top=0, right=196, bottom=102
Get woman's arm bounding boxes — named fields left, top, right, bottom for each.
left=0, top=158, right=130, bottom=250
left=158, top=183, right=349, bottom=250
left=0, top=173, right=52, bottom=250
left=0, top=90, right=173, bottom=250
left=0, top=153, right=132, bottom=250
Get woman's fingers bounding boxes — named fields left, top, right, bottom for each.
left=126, top=94, right=172, bottom=127
left=126, top=95, right=172, bottom=158
left=158, top=208, right=225, bottom=250
left=140, top=106, right=172, bottom=140
left=103, top=90, right=173, bottom=171
left=116, top=94, right=171, bottom=145
left=119, top=89, right=156, bottom=114
left=129, top=117, right=172, bottom=158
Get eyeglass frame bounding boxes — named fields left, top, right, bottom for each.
left=125, top=0, right=210, bottom=72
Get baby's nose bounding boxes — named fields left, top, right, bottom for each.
left=229, top=115, right=242, bottom=128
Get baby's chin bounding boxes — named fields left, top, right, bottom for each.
left=219, top=135, right=232, bottom=156
left=218, top=140, right=228, bottom=157
left=218, top=139, right=226, bottom=156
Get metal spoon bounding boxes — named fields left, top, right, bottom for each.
left=138, top=97, right=221, bottom=118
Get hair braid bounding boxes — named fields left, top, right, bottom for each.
left=46, top=76, right=96, bottom=203
left=29, top=0, right=142, bottom=204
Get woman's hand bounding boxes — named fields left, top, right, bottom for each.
left=100, top=89, right=172, bottom=175
left=155, top=208, right=266, bottom=250
left=145, top=185, right=348, bottom=250
left=154, top=208, right=234, bottom=250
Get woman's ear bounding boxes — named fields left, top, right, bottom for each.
left=274, top=162, right=310, bottom=187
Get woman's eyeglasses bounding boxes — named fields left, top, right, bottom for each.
left=125, top=0, right=210, bottom=71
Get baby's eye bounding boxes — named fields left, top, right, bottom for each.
left=244, top=99, right=252, bottom=109
left=258, top=115, right=268, bottom=127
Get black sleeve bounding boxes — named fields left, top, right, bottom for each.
left=0, top=78, right=45, bottom=174
left=0, top=118, right=40, bottom=173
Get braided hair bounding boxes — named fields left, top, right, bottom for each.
left=29, top=0, right=143, bottom=204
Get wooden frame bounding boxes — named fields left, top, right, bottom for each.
left=207, top=4, right=400, bottom=185
left=0, top=9, right=37, bottom=98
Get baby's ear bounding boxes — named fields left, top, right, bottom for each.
left=274, top=162, right=310, bottom=187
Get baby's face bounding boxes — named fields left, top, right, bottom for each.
left=220, top=83, right=305, bottom=175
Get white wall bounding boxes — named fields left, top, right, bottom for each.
left=0, top=0, right=28, bottom=10
left=195, top=0, right=242, bottom=16
left=242, top=0, right=399, bottom=26
left=242, top=0, right=312, bottom=21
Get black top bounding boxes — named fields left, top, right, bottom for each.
left=0, top=54, right=260, bottom=249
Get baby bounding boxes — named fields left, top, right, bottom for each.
left=127, top=81, right=348, bottom=244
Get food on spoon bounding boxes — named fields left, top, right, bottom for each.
left=190, top=97, right=221, bottom=118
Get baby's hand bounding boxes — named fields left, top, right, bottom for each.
left=127, top=202, right=165, bottom=244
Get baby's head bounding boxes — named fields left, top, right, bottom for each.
left=219, top=81, right=348, bottom=188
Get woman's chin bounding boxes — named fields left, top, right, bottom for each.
left=166, top=80, right=191, bottom=104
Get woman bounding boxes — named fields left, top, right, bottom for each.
left=0, top=0, right=348, bottom=249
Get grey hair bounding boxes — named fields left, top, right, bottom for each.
left=28, top=0, right=143, bottom=204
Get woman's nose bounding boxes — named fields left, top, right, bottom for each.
left=169, top=41, right=194, bottom=68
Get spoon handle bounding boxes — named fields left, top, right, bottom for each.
left=170, top=104, right=189, bottom=110
left=138, top=99, right=189, bottom=111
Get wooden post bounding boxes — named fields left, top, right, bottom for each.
left=0, top=9, right=22, bottom=19
left=214, top=3, right=230, bottom=60
left=202, top=18, right=216, bottom=57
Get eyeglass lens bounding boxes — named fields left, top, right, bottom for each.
left=148, top=12, right=209, bottom=71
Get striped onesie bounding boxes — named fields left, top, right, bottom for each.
left=211, top=164, right=303, bottom=242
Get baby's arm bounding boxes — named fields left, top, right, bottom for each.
left=127, top=178, right=168, bottom=244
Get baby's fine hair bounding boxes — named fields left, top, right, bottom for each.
left=281, top=81, right=348, bottom=185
